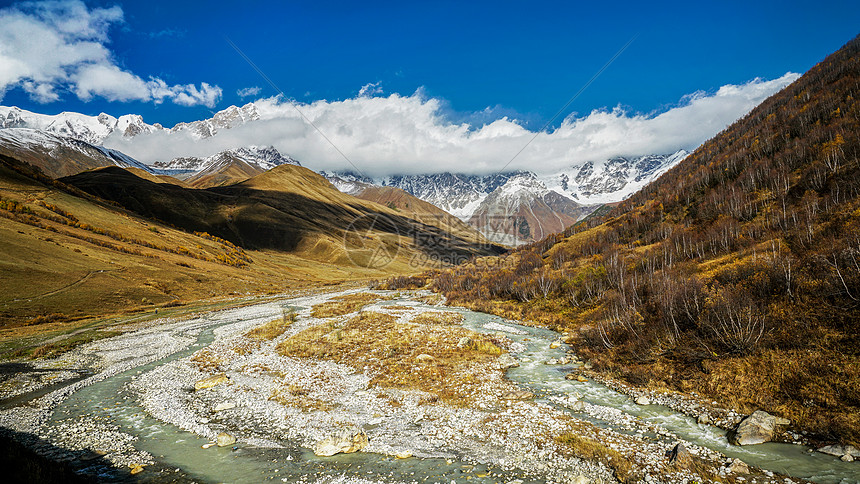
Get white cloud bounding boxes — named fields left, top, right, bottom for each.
left=237, top=86, right=261, bottom=98
left=358, top=81, right=383, bottom=97
left=172, top=82, right=222, bottom=108
left=0, top=0, right=221, bottom=107
left=106, top=74, right=799, bottom=176
left=74, top=63, right=150, bottom=101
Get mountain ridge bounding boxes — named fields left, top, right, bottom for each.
left=424, top=34, right=860, bottom=444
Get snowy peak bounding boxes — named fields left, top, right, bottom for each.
left=153, top=146, right=300, bottom=178
left=320, top=171, right=375, bottom=195
left=0, top=127, right=154, bottom=177
left=320, top=170, right=592, bottom=245
left=541, top=150, right=689, bottom=205
left=468, top=172, right=591, bottom=245
left=0, top=102, right=263, bottom=145
left=170, top=103, right=260, bottom=139
left=380, top=172, right=515, bottom=220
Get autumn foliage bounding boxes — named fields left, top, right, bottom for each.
left=427, top=35, right=860, bottom=443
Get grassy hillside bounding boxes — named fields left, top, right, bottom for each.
left=184, top=158, right=264, bottom=188
left=0, top=154, right=499, bottom=339
left=62, top=164, right=502, bottom=263
left=355, top=185, right=499, bottom=248
left=422, top=35, right=860, bottom=444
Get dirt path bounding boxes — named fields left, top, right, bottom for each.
left=29, top=269, right=114, bottom=300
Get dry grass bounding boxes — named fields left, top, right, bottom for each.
left=379, top=304, right=415, bottom=312
left=554, top=427, right=637, bottom=484
left=309, top=293, right=390, bottom=318
left=27, top=329, right=120, bottom=359
left=269, top=385, right=334, bottom=412
left=415, top=293, right=444, bottom=305
left=277, top=311, right=504, bottom=405
left=245, top=309, right=297, bottom=341
left=190, top=347, right=224, bottom=372
left=409, top=311, right=464, bottom=326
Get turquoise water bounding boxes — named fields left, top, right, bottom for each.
left=48, top=292, right=860, bottom=483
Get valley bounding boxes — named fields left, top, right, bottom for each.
left=3, top=288, right=857, bottom=484
left=0, top=2, right=857, bottom=482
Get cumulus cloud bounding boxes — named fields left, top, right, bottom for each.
left=237, top=86, right=261, bottom=98
left=358, top=81, right=383, bottom=97
left=105, top=73, right=799, bottom=176
left=0, top=0, right=221, bottom=107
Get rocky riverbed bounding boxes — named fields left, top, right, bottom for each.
left=0, top=288, right=854, bottom=483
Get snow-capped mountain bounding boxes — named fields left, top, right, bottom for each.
left=168, top=104, right=260, bottom=139
left=318, top=171, right=375, bottom=195
left=1, top=103, right=692, bottom=244
left=0, top=103, right=261, bottom=145
left=381, top=173, right=513, bottom=220
left=0, top=128, right=156, bottom=178
left=150, top=146, right=301, bottom=188
left=0, top=106, right=162, bottom=146
left=541, top=150, right=689, bottom=205
left=467, top=172, right=592, bottom=245
left=153, top=146, right=300, bottom=176
left=320, top=170, right=594, bottom=245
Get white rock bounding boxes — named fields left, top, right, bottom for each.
left=213, top=402, right=236, bottom=412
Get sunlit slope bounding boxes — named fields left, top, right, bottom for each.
left=353, top=185, right=498, bottom=247
left=0, top=154, right=496, bottom=327
left=429, top=35, right=860, bottom=443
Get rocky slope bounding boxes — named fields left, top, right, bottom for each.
left=153, top=146, right=301, bottom=188
left=0, top=128, right=154, bottom=178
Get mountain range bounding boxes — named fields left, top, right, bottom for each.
left=0, top=103, right=690, bottom=244
left=430, top=34, right=860, bottom=446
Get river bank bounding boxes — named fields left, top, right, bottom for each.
left=0, top=288, right=855, bottom=483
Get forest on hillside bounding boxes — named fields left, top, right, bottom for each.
left=404, top=36, right=860, bottom=444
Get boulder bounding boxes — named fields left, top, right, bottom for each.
left=457, top=337, right=472, bottom=349
left=666, top=443, right=693, bottom=468
left=313, top=429, right=368, bottom=456
left=501, top=390, right=534, bottom=400
left=214, top=401, right=236, bottom=412
left=576, top=375, right=588, bottom=382
left=818, top=444, right=845, bottom=456
left=842, top=454, right=855, bottom=462
left=194, top=373, right=229, bottom=391
left=556, top=395, right=585, bottom=412
left=726, top=458, right=750, bottom=474
left=416, top=354, right=435, bottom=363
left=818, top=444, right=860, bottom=458
left=635, top=396, right=651, bottom=406
left=571, top=476, right=590, bottom=484
left=395, top=451, right=413, bottom=459
left=544, top=358, right=561, bottom=365
left=549, top=341, right=561, bottom=349
left=497, top=353, right=520, bottom=370
left=216, top=432, right=236, bottom=447
left=729, top=410, right=789, bottom=446
left=697, top=414, right=710, bottom=425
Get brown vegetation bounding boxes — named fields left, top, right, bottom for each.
left=425, top=36, right=860, bottom=444
left=309, top=293, right=390, bottom=318
left=554, top=429, right=635, bottom=483
left=277, top=311, right=505, bottom=405
left=245, top=309, right=297, bottom=341
left=410, top=311, right=465, bottom=326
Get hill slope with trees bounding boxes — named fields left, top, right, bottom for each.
left=424, top=35, right=860, bottom=444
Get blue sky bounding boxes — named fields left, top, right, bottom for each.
left=0, top=1, right=858, bottom=175
left=2, top=0, right=858, bottom=128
